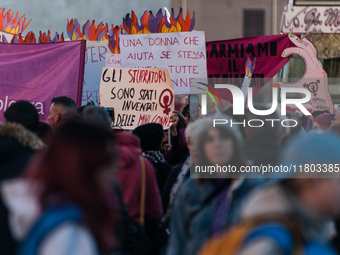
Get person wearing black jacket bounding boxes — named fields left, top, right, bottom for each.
left=133, top=123, right=172, bottom=192
left=0, top=101, right=44, bottom=255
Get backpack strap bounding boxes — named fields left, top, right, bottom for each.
left=244, top=223, right=295, bottom=255
left=17, top=204, right=82, bottom=255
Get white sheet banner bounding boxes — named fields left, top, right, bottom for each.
left=120, top=31, right=207, bottom=95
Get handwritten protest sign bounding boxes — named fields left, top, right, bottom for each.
left=100, top=67, right=174, bottom=130
left=120, top=31, right=207, bottom=95
left=105, top=53, right=121, bottom=67
left=82, top=41, right=109, bottom=105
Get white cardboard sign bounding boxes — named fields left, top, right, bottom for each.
left=99, top=67, right=174, bottom=130
left=120, top=31, right=207, bottom=95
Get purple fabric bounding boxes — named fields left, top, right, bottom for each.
left=164, top=133, right=180, bottom=165
left=0, top=40, right=86, bottom=122
left=211, top=188, right=229, bottom=236
left=179, top=128, right=188, bottom=151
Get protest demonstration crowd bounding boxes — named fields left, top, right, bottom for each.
left=1, top=96, right=340, bottom=255
left=2, top=1, right=340, bottom=255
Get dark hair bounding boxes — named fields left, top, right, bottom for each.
left=182, top=104, right=189, bottom=117
left=26, top=121, right=118, bottom=253
left=177, top=114, right=187, bottom=130
left=133, top=123, right=164, bottom=151
left=77, top=101, right=95, bottom=115
left=196, top=125, right=246, bottom=168
left=51, top=96, right=77, bottom=109
left=312, top=110, right=330, bottom=118
left=81, top=106, right=112, bottom=131
left=4, top=101, right=39, bottom=132
left=37, top=121, right=53, bottom=143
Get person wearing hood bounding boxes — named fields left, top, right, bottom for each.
left=0, top=101, right=44, bottom=255
left=133, top=123, right=172, bottom=192
left=115, top=132, right=163, bottom=223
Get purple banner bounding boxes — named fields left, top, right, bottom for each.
left=0, top=40, right=86, bottom=121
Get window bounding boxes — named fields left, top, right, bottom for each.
left=243, top=10, right=265, bottom=38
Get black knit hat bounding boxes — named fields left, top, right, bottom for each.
left=4, top=101, right=39, bottom=132
left=132, top=123, right=164, bottom=151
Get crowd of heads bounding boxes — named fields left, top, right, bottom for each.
left=2, top=96, right=340, bottom=255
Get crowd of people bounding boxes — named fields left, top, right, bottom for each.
left=1, top=96, right=340, bottom=255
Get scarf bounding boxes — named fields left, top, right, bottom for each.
left=142, top=150, right=165, bottom=164
left=162, top=157, right=191, bottom=222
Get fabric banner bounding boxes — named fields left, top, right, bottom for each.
left=206, top=34, right=296, bottom=102
left=0, top=40, right=86, bottom=121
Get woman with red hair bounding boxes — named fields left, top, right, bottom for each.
left=1, top=121, right=119, bottom=255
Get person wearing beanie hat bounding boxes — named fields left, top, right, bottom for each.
left=133, top=123, right=164, bottom=151
left=213, top=133, right=340, bottom=255
left=314, top=113, right=336, bottom=131
left=133, top=123, right=172, bottom=192
left=0, top=101, right=44, bottom=254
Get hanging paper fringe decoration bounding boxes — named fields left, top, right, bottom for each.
left=0, top=8, right=31, bottom=34
left=1, top=31, right=64, bottom=44
left=66, top=19, right=122, bottom=53
left=123, top=8, right=195, bottom=34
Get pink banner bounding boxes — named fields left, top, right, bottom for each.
left=0, top=40, right=86, bottom=121
left=206, top=34, right=297, bottom=102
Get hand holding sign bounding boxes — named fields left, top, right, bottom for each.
left=99, top=67, right=174, bottom=130
left=272, top=34, right=334, bottom=113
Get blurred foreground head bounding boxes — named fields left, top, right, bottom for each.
left=26, top=121, right=118, bottom=252
left=81, top=105, right=112, bottom=131
left=47, top=96, right=77, bottom=130
left=4, top=101, right=39, bottom=133
left=280, top=133, right=340, bottom=217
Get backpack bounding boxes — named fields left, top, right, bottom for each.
left=17, top=204, right=101, bottom=255
left=198, top=216, right=338, bottom=255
